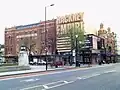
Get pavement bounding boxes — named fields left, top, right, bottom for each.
left=0, top=63, right=119, bottom=90
left=0, top=64, right=89, bottom=77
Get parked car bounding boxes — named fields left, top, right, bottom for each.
left=37, top=60, right=46, bottom=65
left=29, top=61, right=34, bottom=65
left=50, top=61, right=63, bottom=68
left=29, top=58, right=38, bottom=65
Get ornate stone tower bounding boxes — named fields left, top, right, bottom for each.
left=98, top=23, right=107, bottom=47
left=107, top=27, right=116, bottom=54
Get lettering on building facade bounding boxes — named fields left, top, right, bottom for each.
left=57, top=12, right=84, bottom=24
left=56, top=12, right=84, bottom=52
left=56, top=12, right=84, bottom=35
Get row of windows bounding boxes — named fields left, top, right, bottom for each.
left=5, top=38, right=14, bottom=45
left=5, top=24, right=55, bottom=36
left=5, top=47, right=13, bottom=54
left=16, top=33, right=37, bottom=38
left=40, top=23, right=55, bottom=27
left=16, top=30, right=37, bottom=36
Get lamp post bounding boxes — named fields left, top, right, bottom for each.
left=75, top=35, right=78, bottom=67
left=45, top=4, right=54, bottom=71
left=79, top=41, right=82, bottom=49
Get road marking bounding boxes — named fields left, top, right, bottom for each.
left=20, top=69, right=116, bottom=90
left=64, top=81, right=69, bottom=83
left=45, top=80, right=75, bottom=89
left=45, top=81, right=72, bottom=89
left=47, top=83, right=66, bottom=89
left=103, top=70, right=116, bottom=74
left=43, top=85, right=49, bottom=89
left=91, top=73, right=101, bottom=77
left=20, top=85, right=43, bottom=90
left=77, top=70, right=116, bottom=80
left=20, top=80, right=64, bottom=90
left=0, top=64, right=116, bottom=81
left=77, top=77, right=82, bottom=80
left=78, top=70, right=116, bottom=80
left=21, top=80, right=74, bottom=90
left=0, top=68, right=88, bottom=81
left=77, top=73, right=101, bottom=80
left=81, top=73, right=101, bottom=79
left=44, top=80, right=64, bottom=86
left=68, top=80, right=75, bottom=83
left=20, top=78, right=40, bottom=82
left=22, top=79, right=34, bottom=82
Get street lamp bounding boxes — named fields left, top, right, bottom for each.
left=75, top=35, right=78, bottom=67
left=79, top=41, right=82, bottom=44
left=45, top=4, right=54, bottom=71
left=79, top=41, right=82, bottom=48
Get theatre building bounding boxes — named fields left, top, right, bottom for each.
left=81, top=34, right=105, bottom=64
left=56, top=12, right=84, bottom=54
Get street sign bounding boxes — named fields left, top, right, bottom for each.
left=72, top=49, right=75, bottom=56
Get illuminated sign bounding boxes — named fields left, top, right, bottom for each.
left=57, top=12, right=84, bottom=24
left=92, top=36, right=98, bottom=49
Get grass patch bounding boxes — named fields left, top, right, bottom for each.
left=0, top=63, right=18, bottom=66
left=0, top=63, right=31, bottom=73
left=0, top=65, right=31, bottom=73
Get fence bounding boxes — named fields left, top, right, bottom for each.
left=3, top=54, right=118, bottom=65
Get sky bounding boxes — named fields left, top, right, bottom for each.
left=0, top=0, right=120, bottom=44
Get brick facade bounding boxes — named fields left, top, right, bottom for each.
left=5, top=19, right=56, bottom=56
left=5, top=27, right=16, bottom=56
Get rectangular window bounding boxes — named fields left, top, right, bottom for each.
left=5, top=48, right=7, bottom=54
left=11, top=48, right=12, bottom=53
left=34, top=31, right=37, bottom=33
left=11, top=38, right=12, bottom=44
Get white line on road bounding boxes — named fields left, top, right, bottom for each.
left=81, top=73, right=101, bottom=80
left=20, top=78, right=40, bottom=82
left=103, top=70, right=116, bottom=74
left=44, top=80, right=64, bottom=86
left=77, top=70, right=116, bottom=80
left=20, top=69, right=117, bottom=90
left=45, top=80, right=75, bottom=90
left=21, top=80, right=74, bottom=90
left=0, top=68, right=87, bottom=81
left=64, top=81, right=69, bottom=83
left=91, top=73, right=101, bottom=77
left=20, top=80, right=64, bottom=90
left=77, top=77, right=82, bottom=80
left=20, top=85, right=43, bottom=90
left=43, top=85, right=49, bottom=89
left=0, top=64, right=116, bottom=81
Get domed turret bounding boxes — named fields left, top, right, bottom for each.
left=107, top=27, right=111, bottom=32
left=100, top=23, right=104, bottom=29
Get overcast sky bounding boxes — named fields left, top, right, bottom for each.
left=0, top=0, right=120, bottom=44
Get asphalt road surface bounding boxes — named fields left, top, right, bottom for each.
left=0, top=63, right=120, bottom=90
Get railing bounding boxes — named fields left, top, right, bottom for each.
left=2, top=53, right=118, bottom=66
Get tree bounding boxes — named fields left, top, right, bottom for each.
left=66, top=25, right=85, bottom=51
left=19, top=37, right=36, bottom=54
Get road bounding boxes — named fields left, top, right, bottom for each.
left=0, top=63, right=120, bottom=90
